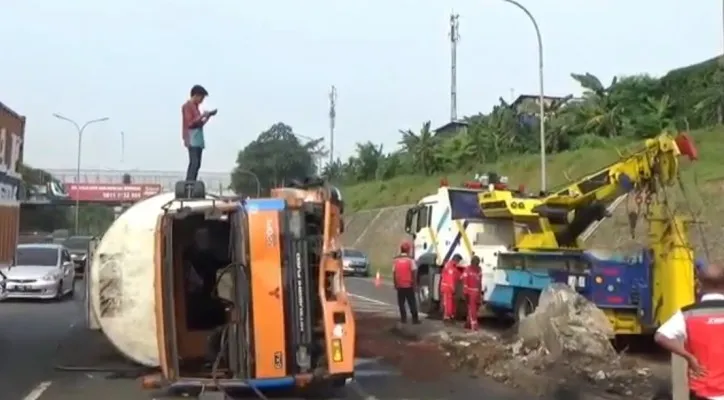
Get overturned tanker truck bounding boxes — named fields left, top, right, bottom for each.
left=85, top=179, right=356, bottom=397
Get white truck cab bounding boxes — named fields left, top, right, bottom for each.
left=404, top=174, right=513, bottom=314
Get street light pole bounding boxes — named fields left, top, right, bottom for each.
left=52, top=114, right=110, bottom=234
left=237, top=169, right=261, bottom=197
left=502, top=0, right=547, bottom=191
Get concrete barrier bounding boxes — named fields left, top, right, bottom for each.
left=342, top=205, right=410, bottom=274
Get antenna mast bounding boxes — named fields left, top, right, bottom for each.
left=449, top=13, right=460, bottom=122
left=329, top=85, right=337, bottom=166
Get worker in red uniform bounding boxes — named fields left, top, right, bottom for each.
left=655, top=264, right=724, bottom=399
left=392, top=241, right=420, bottom=324
left=462, top=255, right=483, bottom=330
left=441, top=254, right=463, bottom=323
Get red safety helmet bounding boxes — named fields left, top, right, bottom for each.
left=400, top=241, right=412, bottom=253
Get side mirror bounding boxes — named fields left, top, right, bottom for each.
left=404, top=208, right=416, bottom=234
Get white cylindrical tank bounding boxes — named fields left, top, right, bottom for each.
left=89, top=192, right=221, bottom=367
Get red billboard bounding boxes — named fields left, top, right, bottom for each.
left=66, top=183, right=163, bottom=203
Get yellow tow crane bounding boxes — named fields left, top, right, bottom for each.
left=477, top=132, right=700, bottom=334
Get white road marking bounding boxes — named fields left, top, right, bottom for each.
left=349, top=276, right=393, bottom=287
left=23, top=381, right=52, bottom=400
left=349, top=293, right=390, bottom=306
left=349, top=293, right=428, bottom=318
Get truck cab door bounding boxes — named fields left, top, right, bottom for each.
left=413, top=205, right=436, bottom=265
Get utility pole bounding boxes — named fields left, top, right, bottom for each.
left=328, top=86, right=337, bottom=166
left=449, top=13, right=460, bottom=122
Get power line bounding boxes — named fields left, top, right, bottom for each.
left=450, top=13, right=460, bottom=122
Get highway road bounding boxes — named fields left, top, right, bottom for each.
left=0, top=278, right=523, bottom=400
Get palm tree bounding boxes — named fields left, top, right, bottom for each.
left=571, top=73, right=623, bottom=137
left=351, top=142, right=384, bottom=181
left=398, top=121, right=440, bottom=175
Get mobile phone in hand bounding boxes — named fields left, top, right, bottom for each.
left=207, top=109, right=218, bottom=116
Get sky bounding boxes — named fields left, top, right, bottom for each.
left=2, top=0, right=722, bottom=174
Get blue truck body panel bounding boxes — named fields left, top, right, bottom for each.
left=489, top=249, right=654, bottom=325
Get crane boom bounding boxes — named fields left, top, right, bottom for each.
left=478, top=132, right=698, bottom=250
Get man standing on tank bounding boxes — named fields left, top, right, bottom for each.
left=182, top=85, right=217, bottom=181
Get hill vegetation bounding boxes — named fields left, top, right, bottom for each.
left=331, top=56, right=724, bottom=210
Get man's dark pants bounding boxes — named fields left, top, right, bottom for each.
left=186, top=146, right=203, bottom=181
left=396, top=287, right=419, bottom=323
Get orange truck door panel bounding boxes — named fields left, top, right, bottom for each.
left=246, top=199, right=287, bottom=378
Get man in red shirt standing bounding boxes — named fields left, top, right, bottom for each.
left=441, top=254, right=463, bottom=323
left=655, top=264, right=724, bottom=399
left=392, top=241, right=420, bottom=324
left=462, top=255, right=483, bottom=331
left=182, top=85, right=217, bottom=181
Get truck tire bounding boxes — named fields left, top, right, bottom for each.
left=417, top=267, right=440, bottom=317
left=513, top=290, right=539, bottom=324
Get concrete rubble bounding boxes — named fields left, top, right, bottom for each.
left=517, top=283, right=616, bottom=360
left=422, top=284, right=666, bottom=398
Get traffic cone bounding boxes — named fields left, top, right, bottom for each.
left=375, top=270, right=381, bottom=287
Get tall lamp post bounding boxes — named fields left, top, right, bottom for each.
left=52, top=114, right=110, bottom=234
left=502, top=0, right=547, bottom=191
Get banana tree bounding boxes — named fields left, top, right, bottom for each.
left=398, top=121, right=441, bottom=175
left=570, top=73, right=624, bottom=137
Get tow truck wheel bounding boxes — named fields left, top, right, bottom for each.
left=417, top=268, right=440, bottom=317
left=513, top=290, right=539, bottom=324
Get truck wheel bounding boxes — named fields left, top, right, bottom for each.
left=513, top=290, right=539, bottom=324
left=417, top=269, right=440, bottom=317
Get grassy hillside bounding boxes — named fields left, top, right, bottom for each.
left=342, top=127, right=724, bottom=211
left=342, top=127, right=724, bottom=273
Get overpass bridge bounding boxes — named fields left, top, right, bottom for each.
left=43, top=169, right=232, bottom=192
left=21, top=169, right=234, bottom=207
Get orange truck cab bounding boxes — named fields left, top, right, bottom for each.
left=149, top=180, right=355, bottom=397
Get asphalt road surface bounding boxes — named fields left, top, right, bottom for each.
left=346, top=276, right=398, bottom=313
left=0, top=278, right=524, bottom=400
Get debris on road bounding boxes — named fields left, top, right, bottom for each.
left=356, top=313, right=455, bottom=381
left=429, top=285, right=667, bottom=398
left=517, top=284, right=615, bottom=360
left=355, top=285, right=672, bottom=398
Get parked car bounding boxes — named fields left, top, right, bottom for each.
left=63, top=236, right=94, bottom=278
left=341, top=248, right=370, bottom=277
left=1, top=244, right=75, bottom=300
left=0, top=266, right=7, bottom=301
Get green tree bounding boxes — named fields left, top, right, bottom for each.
left=570, top=73, right=624, bottom=138
left=398, top=121, right=440, bottom=175
left=231, top=123, right=321, bottom=195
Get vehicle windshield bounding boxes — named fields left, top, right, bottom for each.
left=448, top=189, right=484, bottom=220
left=15, top=247, right=59, bottom=267
left=343, top=249, right=365, bottom=258
left=63, top=237, right=91, bottom=251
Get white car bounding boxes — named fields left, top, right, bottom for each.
left=1, top=243, right=76, bottom=300
left=0, top=266, right=8, bottom=301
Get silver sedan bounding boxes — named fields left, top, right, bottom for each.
left=1, top=244, right=76, bottom=300
left=342, top=248, right=370, bottom=277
